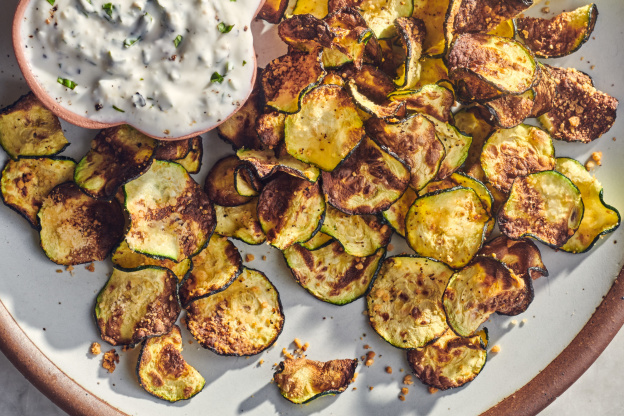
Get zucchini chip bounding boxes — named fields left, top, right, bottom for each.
left=413, top=57, right=452, bottom=91
left=406, top=187, right=490, bottom=269
left=278, top=15, right=336, bottom=52
left=0, top=93, right=69, bottom=160
left=205, top=156, right=252, bottom=207
left=257, top=0, right=289, bottom=23
left=234, top=165, right=263, bottom=197
left=256, top=110, right=286, bottom=149
left=537, top=66, right=618, bottom=143
left=529, top=63, right=556, bottom=118
left=111, top=240, right=192, bottom=282
left=292, top=0, right=328, bottom=19
left=453, top=106, right=495, bottom=170
left=358, top=0, right=414, bottom=39
left=172, top=137, right=202, bottom=174
left=137, top=325, right=205, bottom=402
left=236, top=147, right=320, bottom=182
left=515, top=4, right=598, bottom=59
left=39, top=182, right=124, bottom=265
left=449, top=0, right=532, bottom=36
left=323, top=8, right=372, bottom=70
left=284, top=241, right=384, bottom=305
left=393, top=17, right=426, bottom=90
left=1, top=157, right=75, bottom=227
left=387, top=84, right=455, bottom=123
left=367, top=256, right=454, bottom=348
left=320, top=205, right=392, bottom=257
left=480, top=124, right=555, bottom=193
left=555, top=158, right=620, bottom=254
left=382, top=187, right=417, bottom=237
left=443, top=256, right=525, bottom=337
left=274, top=357, right=358, bottom=404
left=425, top=116, right=472, bottom=180
left=301, top=231, right=333, bottom=250
left=75, top=126, right=157, bottom=200
left=214, top=199, right=266, bottom=245
left=365, top=114, right=445, bottom=191
left=412, top=0, right=451, bottom=57
left=347, top=81, right=407, bottom=119
left=124, top=160, right=216, bottom=262
left=483, top=89, right=535, bottom=129
left=186, top=268, right=284, bottom=356
left=96, top=266, right=180, bottom=347
left=352, top=65, right=399, bottom=102
left=406, top=329, right=487, bottom=390
left=498, top=170, right=584, bottom=248
left=321, top=137, right=410, bottom=215
left=263, top=51, right=326, bottom=114
left=153, top=139, right=192, bottom=161
left=489, top=18, right=516, bottom=38
left=257, top=173, right=325, bottom=250
left=178, top=234, right=243, bottom=307
left=285, top=85, right=365, bottom=171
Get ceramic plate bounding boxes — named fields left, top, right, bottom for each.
left=1, top=0, right=623, bottom=415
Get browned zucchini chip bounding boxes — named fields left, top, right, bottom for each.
left=321, top=137, right=410, bottom=215
left=234, top=165, right=263, bottom=197
left=450, top=0, right=532, bottom=35
left=347, top=81, right=407, bottom=119
left=95, top=266, right=180, bottom=347
left=406, top=328, right=487, bottom=390
left=483, top=89, right=535, bottom=129
left=529, top=63, right=556, bottom=118
left=378, top=38, right=405, bottom=78
left=74, top=126, right=157, bottom=200
left=352, top=65, right=398, bottom=102
left=537, top=66, right=618, bottom=143
left=172, top=137, right=202, bottom=174
left=453, top=106, right=495, bottom=170
left=204, top=156, right=252, bottom=207
left=178, top=234, right=242, bottom=307
left=214, top=199, right=266, bottom=245
left=443, top=256, right=525, bottom=337
left=284, top=241, right=384, bottom=305
left=237, top=147, right=320, bottom=182
left=124, top=160, right=215, bottom=262
left=301, top=231, right=333, bottom=250
left=186, top=268, right=284, bottom=356
left=258, top=173, right=325, bottom=250
left=39, top=182, right=124, bottom=265
left=323, top=8, right=372, bottom=70
left=387, top=84, right=454, bottom=123
left=412, top=0, right=451, bottom=57
left=1, top=157, right=75, bottom=228
left=112, top=240, right=191, bottom=282
left=425, top=116, right=471, bottom=180
left=453, top=68, right=505, bottom=104
left=293, top=0, right=329, bottom=19
left=279, top=15, right=336, bottom=52
left=498, top=170, right=584, bottom=248
left=515, top=4, right=598, bottom=59
left=382, top=187, right=417, bottom=237
left=393, top=17, right=426, bottom=90
left=256, top=110, right=286, bottom=148
left=153, top=139, right=191, bottom=161
left=368, top=256, right=454, bottom=348
left=137, top=325, right=205, bottom=402
left=285, top=85, right=364, bottom=171
left=274, top=357, right=358, bottom=404
left=0, top=93, right=69, bottom=160
left=358, top=0, right=414, bottom=39
left=257, top=0, right=289, bottom=23
left=555, top=158, right=620, bottom=254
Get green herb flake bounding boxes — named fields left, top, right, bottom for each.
left=112, top=105, right=125, bottom=113
left=46, top=0, right=55, bottom=5
left=174, top=35, right=183, bottom=48
left=217, top=22, right=234, bottom=33
left=102, top=3, right=114, bottom=18
left=211, top=72, right=224, bottom=83
left=242, top=60, right=247, bottom=66
left=124, top=37, right=140, bottom=48
left=57, top=78, right=77, bottom=90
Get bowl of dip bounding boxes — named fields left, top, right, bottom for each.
left=12, top=0, right=264, bottom=140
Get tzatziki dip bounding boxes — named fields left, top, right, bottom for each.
left=19, top=0, right=259, bottom=138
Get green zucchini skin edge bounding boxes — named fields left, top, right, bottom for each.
left=178, top=255, right=243, bottom=308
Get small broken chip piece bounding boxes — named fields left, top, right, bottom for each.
left=214, top=199, right=266, bottom=245
left=204, top=155, right=253, bottom=207
left=152, top=138, right=192, bottom=161
left=111, top=240, right=192, bottom=282
left=237, top=147, right=320, bottom=182
left=172, top=137, right=203, bottom=174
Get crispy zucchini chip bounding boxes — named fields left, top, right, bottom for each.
left=556, top=158, right=620, bottom=254
left=75, top=126, right=157, bottom=200
left=483, top=89, right=535, bottom=129
left=39, top=182, right=124, bottom=265
left=406, top=187, right=489, bottom=269
left=366, top=114, right=444, bottom=190
left=359, top=0, right=414, bottom=39
left=537, top=66, right=618, bottom=143
left=425, top=116, right=471, bottom=180
left=453, top=68, right=505, bottom=104
left=498, top=170, right=584, bottom=248
left=414, top=57, right=451, bottom=90
left=186, top=268, right=284, bottom=356
left=368, top=256, right=454, bottom=348
left=394, top=17, right=426, bottom=90
left=284, top=241, right=384, bottom=305
left=237, top=147, right=320, bottom=182
left=382, top=187, right=418, bottom=237
left=388, top=84, right=454, bottom=123
left=323, top=8, right=372, bottom=70
left=453, top=106, right=495, bottom=170
left=205, top=156, right=252, bottom=207
left=321, top=205, right=392, bottom=256
left=489, top=18, right=515, bottom=38
left=214, top=199, right=266, bottom=245
left=406, top=329, right=487, bottom=390
left=321, top=137, right=410, bottom=215
left=450, top=0, right=532, bottom=35
left=274, top=357, right=357, bottom=404
left=301, top=231, right=333, bottom=250
left=463, top=163, right=508, bottom=215
left=257, top=110, right=286, bottom=148
left=124, top=160, right=216, bottom=262
left=153, top=139, right=191, bottom=161
left=443, top=256, right=525, bottom=337
left=111, top=240, right=191, bottom=282
left=279, top=15, right=336, bottom=52
left=481, top=124, right=555, bottom=193
left=234, top=165, right=263, bottom=197
left=172, top=137, right=202, bottom=174
left=352, top=65, right=398, bottom=102
left=292, top=0, right=328, bottom=19
left=285, top=85, right=364, bottom=171
left=529, top=63, right=556, bottom=118
left=257, top=0, right=289, bottom=23
left=347, top=81, right=407, bottom=119
left=1, top=157, right=75, bottom=227
left=178, top=234, right=243, bottom=307
left=412, top=0, right=451, bottom=56
left=515, top=4, right=598, bottom=59
left=0, top=93, right=69, bottom=160
left=378, top=38, right=406, bottom=78
left=95, top=266, right=180, bottom=347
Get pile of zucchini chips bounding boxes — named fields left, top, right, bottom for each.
left=0, top=0, right=620, bottom=406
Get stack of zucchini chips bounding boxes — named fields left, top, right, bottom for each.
left=0, top=0, right=619, bottom=406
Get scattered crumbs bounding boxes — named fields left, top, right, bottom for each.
left=403, top=375, right=414, bottom=385
left=585, top=160, right=596, bottom=171
left=385, top=366, right=393, bottom=374
left=66, top=265, right=74, bottom=276
left=302, top=342, right=309, bottom=352
left=369, top=386, right=374, bottom=391
left=90, top=342, right=101, bottom=355
left=580, top=56, right=584, bottom=61
left=258, top=359, right=264, bottom=366
left=189, top=339, right=193, bottom=344
left=365, top=351, right=376, bottom=367
left=387, top=243, right=394, bottom=251
left=352, top=372, right=358, bottom=382
left=293, top=338, right=303, bottom=349
left=362, top=310, right=368, bottom=316
left=591, top=151, right=602, bottom=166
left=85, top=263, right=95, bottom=272
left=261, top=255, right=267, bottom=261
left=245, top=254, right=255, bottom=262
left=102, top=349, right=120, bottom=373
left=352, top=387, right=357, bottom=391
left=281, top=348, right=293, bottom=360
left=401, top=387, right=409, bottom=395
left=428, top=386, right=439, bottom=395
left=613, top=137, right=617, bottom=142
left=398, top=395, right=406, bottom=401
left=510, top=319, right=518, bottom=326
left=55, top=269, right=63, bottom=273
left=491, top=345, right=501, bottom=354
left=540, top=6, right=549, bottom=13
left=522, top=318, right=528, bottom=324
left=363, top=344, right=370, bottom=349
left=590, top=65, right=596, bottom=70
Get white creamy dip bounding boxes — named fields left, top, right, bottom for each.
left=20, top=0, right=259, bottom=138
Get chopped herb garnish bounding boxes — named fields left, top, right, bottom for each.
left=46, top=0, right=55, bottom=5
left=174, top=35, right=183, bottom=48
left=124, top=37, right=140, bottom=48
left=242, top=60, right=247, bottom=66
left=112, top=105, right=125, bottom=113
left=211, top=72, right=224, bottom=83
left=217, top=22, right=234, bottom=33
left=57, top=77, right=77, bottom=90
left=102, top=3, right=114, bottom=18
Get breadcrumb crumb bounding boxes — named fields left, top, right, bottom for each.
left=365, top=351, right=376, bottom=367
left=592, top=151, right=602, bottom=166
left=245, top=254, right=255, bottom=262
left=102, top=349, right=119, bottom=373
left=398, top=395, right=406, bottom=401
left=403, top=375, right=414, bottom=385
left=491, top=345, right=501, bottom=353
left=428, top=387, right=439, bottom=394
left=90, top=342, right=101, bottom=355
left=401, top=387, right=409, bottom=395
left=369, top=386, right=374, bottom=391
left=85, top=263, right=95, bottom=272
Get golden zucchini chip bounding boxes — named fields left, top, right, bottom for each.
left=463, top=163, right=508, bottom=215
left=204, top=156, right=252, bottom=207
left=412, top=0, right=451, bottom=57
left=483, top=89, right=535, bottom=129
left=453, top=106, right=495, bottom=170
left=178, top=234, right=243, bottom=306
left=394, top=17, right=426, bottom=90
left=555, top=158, right=620, bottom=254
left=489, top=18, right=516, bottom=38
left=39, top=182, right=124, bottom=265
left=237, top=147, right=320, bottom=182
left=1, top=157, right=75, bottom=228
left=450, top=0, right=532, bottom=35
left=111, top=240, right=191, bottom=282
left=406, top=328, right=487, bottom=390
left=137, top=325, right=205, bottom=402
left=214, top=199, right=266, bottom=245
left=321, top=137, right=410, bottom=215
left=285, top=85, right=364, bottom=171
left=0, top=93, right=69, bottom=160
left=274, top=357, right=358, bottom=404
left=74, top=125, right=157, bottom=200
left=352, top=64, right=398, bottom=102
left=257, top=0, right=289, bottom=23
left=529, top=63, right=556, bottom=118
left=284, top=241, right=384, bottom=305
left=292, top=0, right=329, bottom=19
left=498, top=170, right=584, bottom=248
left=186, top=268, right=284, bottom=356
left=480, top=124, right=555, bottom=193
left=301, top=231, right=333, bottom=250
left=347, top=81, right=407, bottom=119
left=388, top=84, right=455, bottom=123
left=538, top=66, right=618, bottom=143
left=443, top=256, right=525, bottom=337
left=413, top=57, right=452, bottom=90
left=515, top=4, right=598, bottom=59
left=171, top=137, right=202, bottom=174
left=96, top=266, right=180, bottom=347
left=406, top=187, right=489, bottom=269
left=323, top=8, right=372, bottom=70
left=368, top=256, right=454, bottom=348
left=425, top=115, right=472, bottom=180
left=256, top=110, right=286, bottom=148
left=153, top=139, right=192, bottom=161
left=359, top=0, right=414, bottom=39
left=320, top=205, right=392, bottom=256
left=382, top=187, right=418, bottom=237
left=124, top=160, right=216, bottom=262
left=234, top=165, right=263, bottom=197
